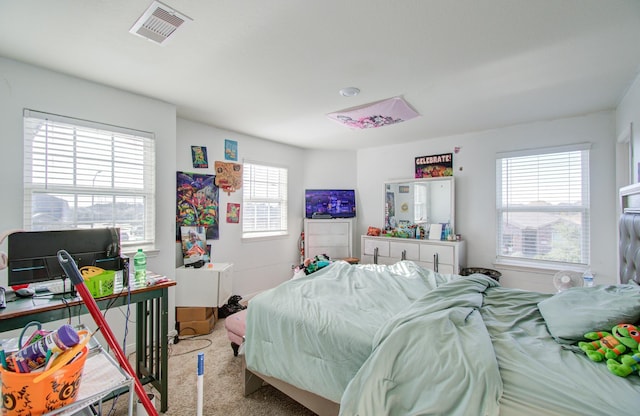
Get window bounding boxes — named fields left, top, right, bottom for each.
left=496, top=144, right=590, bottom=269
left=242, top=162, right=288, bottom=238
left=23, top=109, right=156, bottom=246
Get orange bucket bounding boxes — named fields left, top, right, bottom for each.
left=1, top=345, right=89, bottom=415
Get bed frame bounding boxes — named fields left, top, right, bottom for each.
left=243, top=184, right=640, bottom=414
left=619, top=183, right=640, bottom=285
left=243, top=358, right=339, bottom=416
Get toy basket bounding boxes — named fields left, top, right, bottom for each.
left=0, top=345, right=89, bottom=415
left=85, top=270, right=115, bottom=298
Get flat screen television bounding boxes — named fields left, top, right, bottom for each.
left=305, top=189, right=356, bottom=219
left=7, top=228, right=123, bottom=287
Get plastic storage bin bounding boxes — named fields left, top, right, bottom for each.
left=86, top=270, right=116, bottom=298
left=0, top=346, right=89, bottom=415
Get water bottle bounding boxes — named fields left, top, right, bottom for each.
left=582, top=269, right=594, bottom=287
left=133, top=249, right=147, bottom=287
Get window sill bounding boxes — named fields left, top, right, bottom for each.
left=242, top=232, right=289, bottom=242
left=493, top=258, right=587, bottom=275
left=121, top=247, right=159, bottom=258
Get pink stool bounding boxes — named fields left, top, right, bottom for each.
left=224, top=308, right=247, bottom=356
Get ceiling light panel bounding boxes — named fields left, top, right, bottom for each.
left=129, top=1, right=193, bottom=45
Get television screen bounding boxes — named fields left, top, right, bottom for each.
left=305, top=189, right=356, bottom=219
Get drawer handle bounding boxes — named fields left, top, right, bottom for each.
left=401, top=249, right=406, bottom=260
left=374, top=247, right=379, bottom=264
left=434, top=253, right=439, bottom=272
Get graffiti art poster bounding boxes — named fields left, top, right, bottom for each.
left=176, top=171, right=219, bottom=240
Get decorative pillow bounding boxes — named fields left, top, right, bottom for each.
left=538, top=285, right=640, bottom=344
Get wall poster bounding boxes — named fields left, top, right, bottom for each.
left=191, top=145, right=209, bottom=168
left=415, top=153, right=453, bottom=178
left=225, top=139, right=238, bottom=161
left=176, top=171, right=219, bottom=240
left=226, top=203, right=240, bottom=223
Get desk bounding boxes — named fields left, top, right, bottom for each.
left=0, top=280, right=176, bottom=413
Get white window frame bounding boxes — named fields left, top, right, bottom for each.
left=242, top=161, right=288, bottom=239
left=495, top=143, right=590, bottom=270
left=23, top=109, right=156, bottom=248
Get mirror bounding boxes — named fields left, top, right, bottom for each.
left=384, top=177, right=455, bottom=234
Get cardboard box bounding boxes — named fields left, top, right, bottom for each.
left=176, top=307, right=214, bottom=322
left=178, top=313, right=216, bottom=335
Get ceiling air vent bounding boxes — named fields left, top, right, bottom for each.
left=129, top=1, right=192, bottom=45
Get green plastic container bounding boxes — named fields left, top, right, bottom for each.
left=86, top=270, right=116, bottom=298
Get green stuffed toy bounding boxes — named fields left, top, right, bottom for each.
left=607, top=351, right=640, bottom=377
left=579, top=323, right=640, bottom=362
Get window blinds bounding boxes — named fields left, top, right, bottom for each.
left=23, top=109, right=156, bottom=245
left=496, top=144, right=590, bottom=267
left=242, top=162, right=288, bottom=237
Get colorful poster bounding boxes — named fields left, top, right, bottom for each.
left=225, top=139, right=238, bottom=161
left=415, top=153, right=453, bottom=178
left=226, top=203, right=240, bottom=223
left=191, top=146, right=208, bottom=168
left=214, top=161, right=243, bottom=194
left=176, top=171, right=219, bottom=240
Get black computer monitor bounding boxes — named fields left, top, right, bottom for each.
left=7, top=228, right=121, bottom=287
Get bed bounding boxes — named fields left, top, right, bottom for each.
left=243, top=213, right=640, bottom=415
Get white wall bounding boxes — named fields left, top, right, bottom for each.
left=617, top=73, right=640, bottom=185
left=356, top=112, right=618, bottom=293
left=176, top=118, right=306, bottom=297
left=0, top=57, right=177, bottom=342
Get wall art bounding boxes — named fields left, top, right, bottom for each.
left=176, top=171, right=219, bottom=240
left=191, top=145, right=209, bottom=168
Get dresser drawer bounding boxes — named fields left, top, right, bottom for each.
left=420, top=244, right=454, bottom=265
left=390, top=241, right=420, bottom=260
left=363, top=238, right=390, bottom=257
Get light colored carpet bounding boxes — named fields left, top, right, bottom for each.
left=108, top=318, right=317, bottom=415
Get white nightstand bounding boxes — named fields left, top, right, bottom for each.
left=175, top=263, right=233, bottom=307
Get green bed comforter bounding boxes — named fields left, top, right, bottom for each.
left=340, top=273, right=640, bottom=415
left=245, top=261, right=460, bottom=402
left=246, top=261, right=640, bottom=415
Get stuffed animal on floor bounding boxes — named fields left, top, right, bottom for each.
left=579, top=323, right=640, bottom=362
left=607, top=352, right=640, bottom=377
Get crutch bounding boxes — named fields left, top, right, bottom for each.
left=57, top=249, right=158, bottom=416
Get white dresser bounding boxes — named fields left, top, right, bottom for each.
left=175, top=263, right=233, bottom=307
left=360, top=235, right=466, bottom=274
left=304, top=218, right=354, bottom=259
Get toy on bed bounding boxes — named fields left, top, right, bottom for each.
left=578, top=323, right=640, bottom=379
left=607, top=351, right=640, bottom=377
left=579, top=323, right=640, bottom=362
left=292, top=254, right=332, bottom=279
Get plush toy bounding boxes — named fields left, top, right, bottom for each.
left=607, top=352, right=640, bottom=377
left=300, top=254, right=332, bottom=275
left=579, top=323, right=640, bottom=362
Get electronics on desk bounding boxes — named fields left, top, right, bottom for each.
left=7, top=228, right=126, bottom=293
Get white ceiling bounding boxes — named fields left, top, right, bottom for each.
left=1, top=0, right=639, bottom=150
